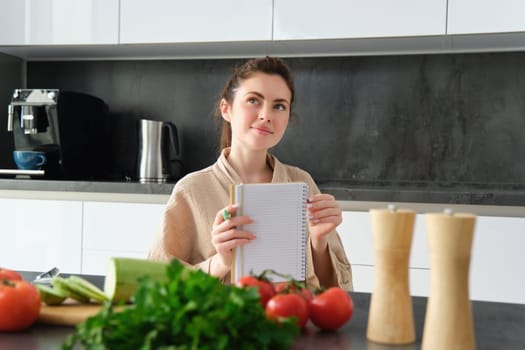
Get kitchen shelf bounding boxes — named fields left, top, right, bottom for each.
left=2, top=32, right=525, bottom=61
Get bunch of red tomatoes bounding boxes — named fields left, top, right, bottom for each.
left=0, top=268, right=41, bottom=332
left=236, top=271, right=353, bottom=330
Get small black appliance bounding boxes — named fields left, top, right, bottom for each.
left=7, top=89, right=111, bottom=180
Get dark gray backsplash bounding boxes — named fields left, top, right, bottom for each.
left=0, top=53, right=23, bottom=169
left=7, top=53, right=525, bottom=187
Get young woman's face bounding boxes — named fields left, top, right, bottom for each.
left=221, top=72, right=292, bottom=152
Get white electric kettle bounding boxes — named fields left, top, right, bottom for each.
left=137, top=119, right=182, bottom=183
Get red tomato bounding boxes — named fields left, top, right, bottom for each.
left=309, top=287, right=353, bottom=331
left=265, top=293, right=309, bottom=328
left=236, top=276, right=276, bottom=307
left=274, top=281, right=314, bottom=303
left=0, top=268, right=23, bottom=281
left=0, top=279, right=41, bottom=331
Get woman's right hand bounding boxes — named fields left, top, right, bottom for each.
left=211, top=204, right=256, bottom=276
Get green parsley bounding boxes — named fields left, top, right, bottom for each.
left=62, top=259, right=299, bottom=349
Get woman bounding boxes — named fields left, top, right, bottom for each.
left=148, top=57, right=353, bottom=290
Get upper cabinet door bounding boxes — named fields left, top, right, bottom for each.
left=448, top=0, right=525, bottom=34
left=120, top=0, right=273, bottom=44
left=0, top=1, right=25, bottom=45
left=0, top=0, right=119, bottom=45
left=273, top=0, right=447, bottom=40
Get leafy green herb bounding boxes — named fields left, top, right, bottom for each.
left=62, top=259, right=299, bottom=350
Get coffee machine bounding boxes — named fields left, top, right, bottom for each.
left=7, top=89, right=111, bottom=180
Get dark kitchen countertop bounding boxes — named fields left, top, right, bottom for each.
left=318, top=180, right=525, bottom=207
left=0, top=178, right=175, bottom=195
left=1, top=177, right=525, bottom=207
left=2, top=271, right=525, bottom=350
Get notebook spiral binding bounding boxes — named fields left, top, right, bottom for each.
left=299, top=183, right=308, bottom=281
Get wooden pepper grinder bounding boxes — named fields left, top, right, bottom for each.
left=422, top=209, right=476, bottom=350
left=367, top=205, right=416, bottom=345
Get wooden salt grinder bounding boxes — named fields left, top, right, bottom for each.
left=422, top=211, right=476, bottom=350
left=367, top=206, right=416, bottom=344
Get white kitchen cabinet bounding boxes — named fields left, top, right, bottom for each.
left=0, top=1, right=25, bottom=45
left=469, top=216, right=525, bottom=304
left=82, top=201, right=165, bottom=274
left=448, top=0, right=525, bottom=34
left=339, top=211, right=430, bottom=269
left=82, top=250, right=150, bottom=276
left=339, top=211, right=430, bottom=296
left=120, top=0, right=273, bottom=44
left=340, top=211, right=525, bottom=304
left=351, top=265, right=430, bottom=298
left=0, top=0, right=119, bottom=45
left=273, top=0, right=446, bottom=40
left=0, top=198, right=82, bottom=273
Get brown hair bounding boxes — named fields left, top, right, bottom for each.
left=214, top=56, right=295, bottom=150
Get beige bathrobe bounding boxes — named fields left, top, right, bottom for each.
left=148, top=148, right=353, bottom=291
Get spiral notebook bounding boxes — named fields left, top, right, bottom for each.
left=230, top=182, right=308, bottom=283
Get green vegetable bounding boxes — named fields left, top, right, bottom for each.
left=52, top=277, right=90, bottom=303
left=35, top=275, right=107, bottom=305
left=63, top=259, right=299, bottom=350
left=35, top=284, right=67, bottom=306
left=68, top=276, right=108, bottom=303
left=103, top=257, right=168, bottom=303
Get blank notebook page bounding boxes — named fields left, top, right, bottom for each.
left=233, top=182, right=307, bottom=283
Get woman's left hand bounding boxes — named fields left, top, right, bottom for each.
left=307, top=193, right=342, bottom=243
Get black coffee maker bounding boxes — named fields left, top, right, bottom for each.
left=7, top=89, right=111, bottom=180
